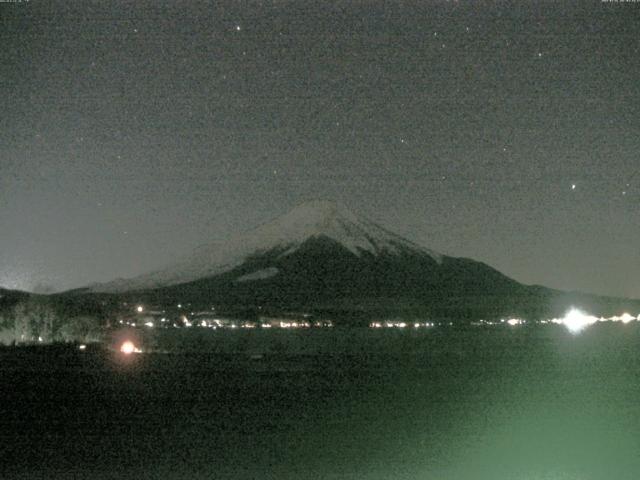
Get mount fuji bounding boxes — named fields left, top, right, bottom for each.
left=91, top=200, right=447, bottom=293
left=78, top=200, right=638, bottom=320
left=81, top=201, right=528, bottom=314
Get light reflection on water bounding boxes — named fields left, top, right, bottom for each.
left=413, top=326, right=640, bottom=480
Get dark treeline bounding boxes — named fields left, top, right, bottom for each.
left=0, top=290, right=106, bottom=345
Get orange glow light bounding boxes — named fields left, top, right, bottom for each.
left=120, top=341, right=137, bottom=354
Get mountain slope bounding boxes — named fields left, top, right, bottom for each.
left=0, top=287, right=31, bottom=311
left=149, top=235, right=526, bottom=308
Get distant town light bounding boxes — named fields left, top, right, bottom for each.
left=78, top=344, right=87, bottom=351
left=620, top=313, right=635, bottom=324
left=136, top=305, right=144, bottom=313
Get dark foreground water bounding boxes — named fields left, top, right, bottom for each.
left=2, top=325, right=640, bottom=480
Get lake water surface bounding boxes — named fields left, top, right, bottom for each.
left=2, top=325, right=640, bottom=479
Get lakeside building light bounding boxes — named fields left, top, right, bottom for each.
left=562, top=308, right=597, bottom=334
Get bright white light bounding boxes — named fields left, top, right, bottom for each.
left=506, top=318, right=521, bottom=326
left=620, top=313, right=635, bottom=324
left=136, top=305, right=144, bottom=313
left=562, top=308, right=596, bottom=334
left=144, top=321, right=154, bottom=328
left=78, top=344, right=86, bottom=351
left=120, top=341, right=140, bottom=354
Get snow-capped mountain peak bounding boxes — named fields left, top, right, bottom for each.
left=90, top=200, right=442, bottom=293
left=260, top=200, right=439, bottom=257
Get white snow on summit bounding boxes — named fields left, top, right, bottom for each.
left=90, top=200, right=442, bottom=293
left=259, top=200, right=442, bottom=259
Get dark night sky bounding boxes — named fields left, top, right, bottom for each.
left=1, top=1, right=639, bottom=297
